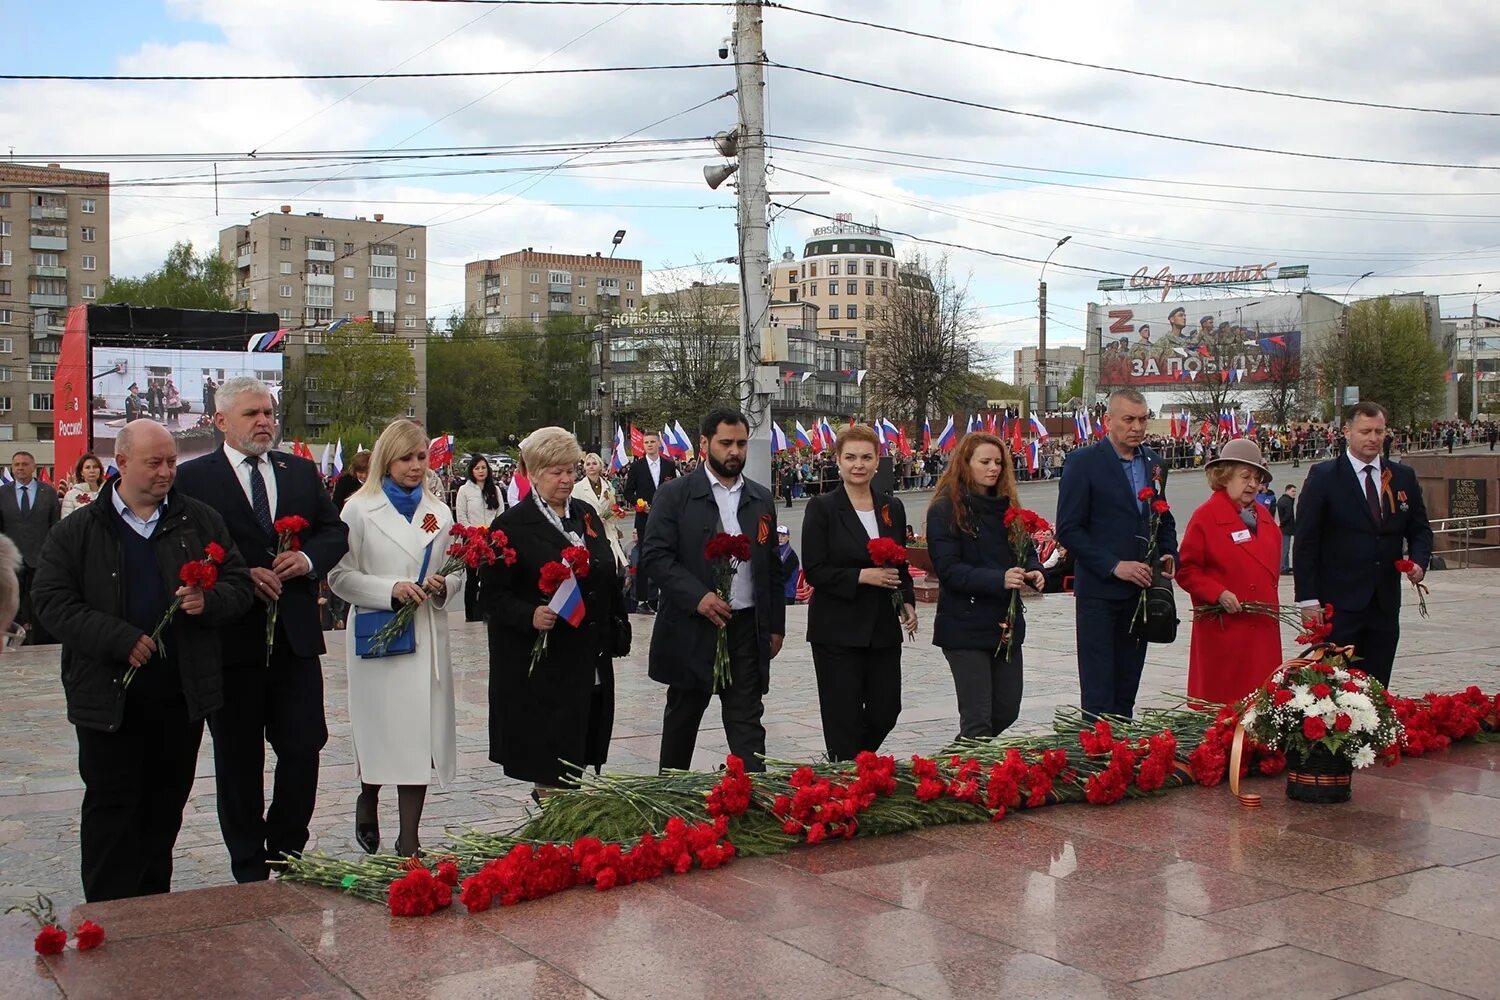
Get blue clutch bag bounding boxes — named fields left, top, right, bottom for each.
left=352, top=539, right=433, bottom=658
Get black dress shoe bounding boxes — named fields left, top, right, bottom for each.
left=355, top=820, right=380, bottom=855
left=393, top=838, right=425, bottom=859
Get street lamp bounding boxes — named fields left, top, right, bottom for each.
left=1037, top=235, right=1072, bottom=412
left=1334, top=271, right=1375, bottom=415
left=600, top=230, right=628, bottom=448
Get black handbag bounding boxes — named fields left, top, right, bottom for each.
left=1137, top=569, right=1179, bottom=644
left=610, top=613, right=632, bottom=657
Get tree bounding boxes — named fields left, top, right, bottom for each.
left=102, top=240, right=236, bottom=310
left=1318, top=299, right=1446, bottom=427
left=864, top=254, right=981, bottom=425
left=280, top=355, right=309, bottom=439
left=628, top=277, right=741, bottom=429
left=516, top=314, right=592, bottom=443
left=1061, top=366, right=1085, bottom=406
left=1257, top=335, right=1310, bottom=428
left=427, top=310, right=529, bottom=448
left=306, top=319, right=417, bottom=428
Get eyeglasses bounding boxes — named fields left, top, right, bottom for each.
left=1, top=623, right=26, bottom=651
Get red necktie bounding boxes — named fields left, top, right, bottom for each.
left=1363, top=465, right=1381, bottom=523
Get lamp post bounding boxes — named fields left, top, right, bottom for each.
left=1036, top=235, right=1072, bottom=413
left=1334, top=271, right=1374, bottom=416
left=599, top=230, right=626, bottom=450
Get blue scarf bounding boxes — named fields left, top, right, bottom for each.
left=382, top=476, right=423, bottom=522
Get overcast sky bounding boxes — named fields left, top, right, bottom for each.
left=6, top=0, right=1500, bottom=379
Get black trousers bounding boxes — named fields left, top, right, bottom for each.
left=811, top=642, right=902, bottom=760
left=1327, top=604, right=1400, bottom=687
left=1075, top=595, right=1148, bottom=719
left=208, top=636, right=327, bottom=883
left=659, top=611, right=766, bottom=772
left=943, top=647, right=1023, bottom=739
left=17, top=565, right=55, bottom=645
left=77, top=694, right=203, bottom=902
left=464, top=567, right=485, bottom=622
left=633, top=513, right=656, bottom=606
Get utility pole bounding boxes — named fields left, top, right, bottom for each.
left=599, top=295, right=613, bottom=455
left=733, top=0, right=773, bottom=487
left=1472, top=292, right=1481, bottom=420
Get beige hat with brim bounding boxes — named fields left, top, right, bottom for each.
left=1205, top=438, right=1272, bottom=483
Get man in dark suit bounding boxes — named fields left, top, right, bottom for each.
left=175, top=377, right=348, bottom=883
left=0, top=450, right=61, bottom=644
left=1275, top=484, right=1298, bottom=574
left=641, top=407, right=785, bottom=772
left=1057, top=388, right=1178, bottom=719
left=1293, top=401, right=1432, bottom=687
left=623, top=431, right=677, bottom=613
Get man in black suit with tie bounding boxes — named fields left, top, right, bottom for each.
left=0, top=450, right=61, bottom=644
left=175, top=377, right=348, bottom=882
left=623, top=431, right=676, bottom=613
left=1293, top=402, right=1432, bottom=687
left=1056, top=388, right=1178, bottom=719
left=641, top=408, right=785, bottom=771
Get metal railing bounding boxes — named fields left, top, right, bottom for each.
left=1431, top=513, right=1500, bottom=569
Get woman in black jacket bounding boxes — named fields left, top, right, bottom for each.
left=802, top=424, right=915, bottom=761
left=927, top=431, right=1044, bottom=740
left=483, top=427, right=620, bottom=797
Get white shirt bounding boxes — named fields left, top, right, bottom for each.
left=709, top=474, right=755, bottom=610
left=855, top=508, right=880, bottom=540
left=223, top=443, right=313, bottom=573
left=647, top=456, right=662, bottom=487
left=111, top=482, right=164, bottom=539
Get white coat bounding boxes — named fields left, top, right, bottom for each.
left=572, top=474, right=627, bottom=567
left=455, top=480, right=501, bottom=529
left=329, top=488, right=464, bottom=787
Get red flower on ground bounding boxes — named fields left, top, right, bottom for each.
left=74, top=919, right=106, bottom=951
left=33, top=925, right=67, bottom=955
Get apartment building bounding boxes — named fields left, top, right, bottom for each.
left=769, top=218, right=902, bottom=343
left=219, top=207, right=427, bottom=432
left=0, top=162, right=111, bottom=466
left=1013, top=345, right=1086, bottom=390
left=465, top=249, right=643, bottom=332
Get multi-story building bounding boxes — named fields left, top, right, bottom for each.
left=769, top=218, right=902, bottom=342
left=1013, top=346, right=1086, bottom=390
left=465, top=249, right=643, bottom=332
left=0, top=162, right=110, bottom=466
left=218, top=206, right=427, bottom=433
left=1443, top=313, right=1500, bottom=416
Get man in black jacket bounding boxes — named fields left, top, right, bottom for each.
left=641, top=408, right=785, bottom=772
left=622, top=432, right=677, bottom=613
left=175, top=377, right=348, bottom=883
left=32, top=420, right=252, bottom=902
left=1275, top=484, right=1297, bottom=575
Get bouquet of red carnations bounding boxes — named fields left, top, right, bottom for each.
left=705, top=532, right=751, bottom=691
left=1238, top=648, right=1402, bottom=770
left=866, top=537, right=910, bottom=638
left=998, top=507, right=1049, bottom=660
left=366, top=524, right=517, bottom=656
left=264, top=515, right=310, bottom=666
left=1394, top=558, right=1429, bottom=618
left=125, top=541, right=226, bottom=687
left=530, top=544, right=591, bottom=674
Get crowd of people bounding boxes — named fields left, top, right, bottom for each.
left=0, top=381, right=1442, bottom=906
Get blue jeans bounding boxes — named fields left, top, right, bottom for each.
left=1281, top=532, right=1293, bottom=572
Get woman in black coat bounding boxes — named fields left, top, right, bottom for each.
left=927, top=431, right=1044, bottom=740
left=483, top=427, right=620, bottom=794
left=802, top=424, right=916, bottom=761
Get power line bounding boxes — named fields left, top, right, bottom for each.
left=769, top=62, right=1500, bottom=172
left=3, top=136, right=706, bottom=164
left=770, top=4, right=1500, bottom=119
left=0, top=62, right=744, bottom=82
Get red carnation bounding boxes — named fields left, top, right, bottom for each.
left=538, top=561, right=571, bottom=597
left=1152, top=499, right=1170, bottom=515
left=1334, top=714, right=1352, bottom=732
left=1273, top=689, right=1294, bottom=706
left=1310, top=683, right=1332, bottom=699
left=1002, top=507, right=1022, bottom=527
left=1341, top=681, right=1360, bottom=693
left=561, top=545, right=591, bottom=578
left=866, top=537, right=908, bottom=566
left=33, top=924, right=66, bottom=956
left=1137, top=486, right=1155, bottom=501
left=1394, top=558, right=1416, bottom=573
left=74, top=919, right=106, bottom=951
left=1302, top=716, right=1328, bottom=740
left=204, top=541, right=226, bottom=564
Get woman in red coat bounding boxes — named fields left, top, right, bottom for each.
left=1175, top=438, right=1283, bottom=705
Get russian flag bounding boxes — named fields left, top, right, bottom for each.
left=935, top=416, right=957, bottom=453
left=1028, top=439, right=1041, bottom=474
left=660, top=425, right=682, bottom=459
left=819, top=418, right=837, bottom=451
left=547, top=573, right=587, bottom=627
left=1243, top=412, right=1255, bottom=437
left=794, top=420, right=813, bottom=449
left=1030, top=413, right=1050, bottom=440
left=966, top=413, right=980, bottom=434
left=610, top=426, right=628, bottom=472
left=874, top=420, right=889, bottom=455
left=923, top=419, right=932, bottom=451
left=771, top=422, right=789, bottom=453
left=673, top=420, right=693, bottom=458
left=1093, top=416, right=1105, bottom=439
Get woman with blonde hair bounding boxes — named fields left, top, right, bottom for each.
left=927, top=431, right=1044, bottom=739
left=572, top=451, right=627, bottom=568
left=61, top=453, right=108, bottom=517
left=329, top=419, right=463, bottom=856
left=484, top=427, right=621, bottom=798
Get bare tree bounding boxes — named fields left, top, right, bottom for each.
left=1172, top=325, right=1250, bottom=421
left=864, top=254, right=980, bottom=424
left=629, top=273, right=742, bottom=428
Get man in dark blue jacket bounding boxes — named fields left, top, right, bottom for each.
left=1293, top=401, right=1432, bottom=686
left=1057, top=388, right=1178, bottom=719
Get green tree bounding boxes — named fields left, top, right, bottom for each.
left=629, top=277, right=741, bottom=429
left=1061, top=367, right=1085, bottom=405
left=1320, top=299, right=1446, bottom=427
left=517, top=314, right=592, bottom=442
left=427, top=310, right=529, bottom=446
left=306, top=319, right=417, bottom=428
left=102, top=240, right=236, bottom=310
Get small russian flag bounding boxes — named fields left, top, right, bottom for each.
left=1030, top=413, right=1050, bottom=439
left=794, top=421, right=813, bottom=449
left=548, top=573, right=587, bottom=628
left=936, top=416, right=957, bottom=453
left=771, top=422, right=789, bottom=453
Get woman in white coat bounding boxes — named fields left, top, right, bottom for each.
left=572, top=452, right=627, bottom=568
left=329, top=419, right=463, bottom=857
left=60, top=453, right=108, bottom=518
left=455, top=454, right=502, bottom=621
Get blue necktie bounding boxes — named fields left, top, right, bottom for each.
left=245, top=456, right=274, bottom=535
left=18, top=485, right=29, bottom=516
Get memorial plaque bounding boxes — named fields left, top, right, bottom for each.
left=1448, top=477, right=1487, bottom=520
